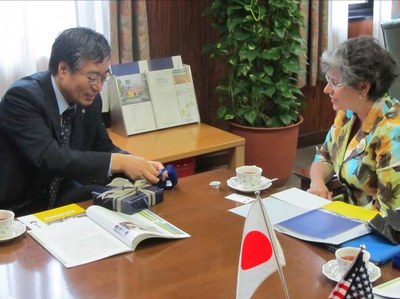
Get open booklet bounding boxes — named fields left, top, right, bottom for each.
left=18, top=204, right=190, bottom=268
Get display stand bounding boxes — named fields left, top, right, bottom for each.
left=109, top=56, right=200, bottom=136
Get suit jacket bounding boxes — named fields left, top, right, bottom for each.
left=0, top=71, right=123, bottom=212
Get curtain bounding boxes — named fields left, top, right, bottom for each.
left=327, top=1, right=393, bottom=50
left=109, top=0, right=150, bottom=64
left=106, top=0, right=150, bottom=113
left=373, top=0, right=393, bottom=44
left=0, top=1, right=109, bottom=100
left=76, top=1, right=110, bottom=40
left=299, top=0, right=398, bottom=87
left=393, top=1, right=400, bottom=18
left=298, top=0, right=329, bottom=87
left=327, top=1, right=349, bottom=51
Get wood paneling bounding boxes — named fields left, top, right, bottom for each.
left=348, top=18, right=373, bottom=38
left=146, top=1, right=216, bottom=125
left=299, top=82, right=336, bottom=146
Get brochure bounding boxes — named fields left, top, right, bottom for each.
left=19, top=204, right=190, bottom=268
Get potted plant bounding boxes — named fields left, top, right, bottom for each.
left=203, top=0, right=305, bottom=186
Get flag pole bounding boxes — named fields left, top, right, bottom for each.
left=255, top=190, right=290, bottom=299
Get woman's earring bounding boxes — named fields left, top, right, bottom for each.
left=358, top=94, right=363, bottom=100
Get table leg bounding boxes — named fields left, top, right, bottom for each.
left=228, top=145, right=245, bottom=171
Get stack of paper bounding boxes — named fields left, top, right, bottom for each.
left=229, top=187, right=371, bottom=245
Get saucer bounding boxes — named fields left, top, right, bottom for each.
left=0, top=221, right=26, bottom=243
left=322, top=259, right=381, bottom=283
left=227, top=176, right=272, bottom=193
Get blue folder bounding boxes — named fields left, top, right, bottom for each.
left=340, top=233, right=400, bottom=265
left=277, top=209, right=361, bottom=239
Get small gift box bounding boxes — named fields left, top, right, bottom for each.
left=92, top=178, right=164, bottom=215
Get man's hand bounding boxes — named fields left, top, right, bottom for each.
left=111, top=153, right=165, bottom=184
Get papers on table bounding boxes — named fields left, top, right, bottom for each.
left=229, top=187, right=371, bottom=245
left=229, top=196, right=308, bottom=225
left=225, top=193, right=255, bottom=204
left=229, top=187, right=328, bottom=224
left=271, top=187, right=331, bottom=209
left=373, top=277, right=400, bottom=298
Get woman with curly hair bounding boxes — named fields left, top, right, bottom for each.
left=308, top=35, right=400, bottom=213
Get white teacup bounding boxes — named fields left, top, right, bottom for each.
left=236, top=165, right=262, bottom=189
left=0, top=210, right=15, bottom=239
left=335, top=247, right=370, bottom=276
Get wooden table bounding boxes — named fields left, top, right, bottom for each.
left=108, top=123, right=245, bottom=171
left=1, top=169, right=398, bottom=299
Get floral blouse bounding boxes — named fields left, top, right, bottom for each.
left=315, top=95, right=400, bottom=213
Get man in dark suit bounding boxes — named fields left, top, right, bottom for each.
left=0, top=27, right=165, bottom=215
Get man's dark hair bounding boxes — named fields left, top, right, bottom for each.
left=48, top=27, right=111, bottom=75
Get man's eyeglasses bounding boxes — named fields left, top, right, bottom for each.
left=325, top=74, right=345, bottom=89
left=78, top=70, right=112, bottom=85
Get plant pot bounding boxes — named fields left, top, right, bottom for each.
left=229, top=116, right=304, bottom=188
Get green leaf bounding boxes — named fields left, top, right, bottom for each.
left=263, top=66, right=274, bottom=76
left=244, top=109, right=258, bottom=126
left=260, top=48, right=280, bottom=60
left=233, top=30, right=251, bottom=41
left=265, top=86, right=276, bottom=97
left=279, top=114, right=293, bottom=126
left=217, top=106, right=229, bottom=119
left=282, top=60, right=301, bottom=73
left=227, top=17, right=243, bottom=32
left=274, top=27, right=285, bottom=39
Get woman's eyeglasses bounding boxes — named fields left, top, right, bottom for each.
left=325, top=74, right=345, bottom=89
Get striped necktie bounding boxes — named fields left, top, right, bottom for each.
left=48, top=108, right=74, bottom=207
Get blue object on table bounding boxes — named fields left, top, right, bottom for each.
left=393, top=252, right=400, bottom=269
left=157, top=164, right=178, bottom=190
left=340, top=233, right=400, bottom=265
left=276, top=208, right=361, bottom=239
left=92, top=183, right=164, bottom=215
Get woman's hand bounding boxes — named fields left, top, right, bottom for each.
left=307, top=161, right=334, bottom=200
left=307, top=181, right=333, bottom=200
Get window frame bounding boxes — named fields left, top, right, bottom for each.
left=348, top=0, right=374, bottom=21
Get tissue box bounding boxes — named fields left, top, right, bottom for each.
left=92, top=179, right=164, bottom=215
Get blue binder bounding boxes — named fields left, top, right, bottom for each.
left=340, top=233, right=400, bottom=265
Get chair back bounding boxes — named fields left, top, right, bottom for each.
left=381, top=19, right=400, bottom=100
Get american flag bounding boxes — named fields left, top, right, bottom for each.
left=328, top=249, right=373, bottom=299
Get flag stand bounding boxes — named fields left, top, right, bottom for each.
left=256, top=191, right=290, bottom=299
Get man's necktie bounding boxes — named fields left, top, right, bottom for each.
left=48, top=108, right=74, bottom=208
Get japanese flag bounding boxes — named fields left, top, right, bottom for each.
left=236, top=198, right=286, bottom=299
